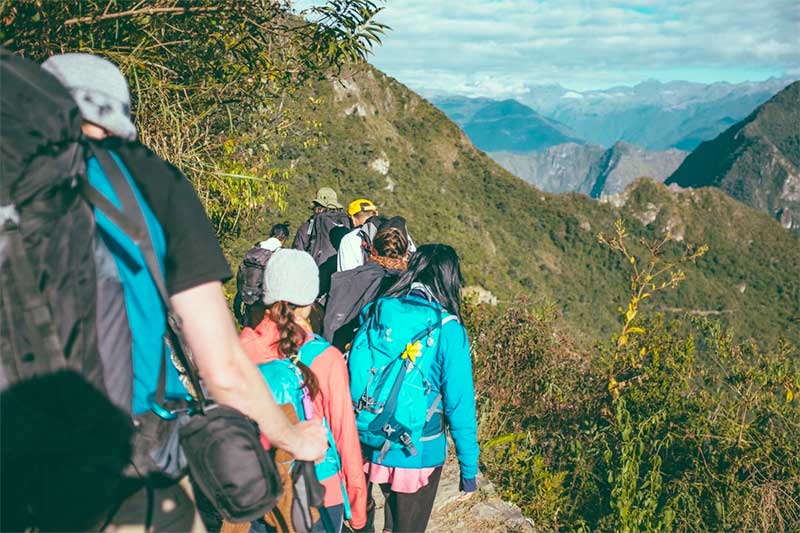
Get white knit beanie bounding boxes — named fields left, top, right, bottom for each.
left=262, top=249, right=319, bottom=307
left=41, top=53, right=137, bottom=141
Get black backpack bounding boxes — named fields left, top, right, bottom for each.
left=1, top=50, right=281, bottom=529
left=305, top=210, right=351, bottom=266
left=0, top=47, right=103, bottom=393
left=0, top=48, right=135, bottom=531
left=233, top=245, right=273, bottom=326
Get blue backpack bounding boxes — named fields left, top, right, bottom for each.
left=348, top=295, right=457, bottom=461
left=257, top=335, right=351, bottom=519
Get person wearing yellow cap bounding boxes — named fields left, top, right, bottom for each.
left=337, top=198, right=381, bottom=272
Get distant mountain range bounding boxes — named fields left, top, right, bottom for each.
left=492, top=141, right=687, bottom=197
left=667, top=81, right=800, bottom=232
left=252, top=65, right=800, bottom=345
left=432, top=77, right=795, bottom=151
left=434, top=97, right=582, bottom=152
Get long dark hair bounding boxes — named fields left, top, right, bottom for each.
left=385, top=244, right=464, bottom=319
left=268, top=301, right=319, bottom=398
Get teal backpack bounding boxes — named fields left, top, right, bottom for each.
left=348, top=295, right=457, bottom=461
left=257, top=335, right=351, bottom=518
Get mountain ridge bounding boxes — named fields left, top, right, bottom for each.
left=667, top=81, right=800, bottom=232
left=437, top=97, right=584, bottom=152
left=224, top=64, right=800, bottom=345
left=432, top=77, right=796, bottom=151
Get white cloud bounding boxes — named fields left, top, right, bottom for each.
left=355, top=0, right=800, bottom=93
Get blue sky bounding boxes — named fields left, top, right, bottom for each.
left=296, top=0, right=800, bottom=96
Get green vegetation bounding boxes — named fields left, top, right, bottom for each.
left=2, top=0, right=387, bottom=237
left=468, top=223, right=799, bottom=531
left=5, top=5, right=799, bottom=529
left=256, top=65, right=800, bottom=346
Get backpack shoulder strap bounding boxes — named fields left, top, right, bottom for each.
left=81, top=145, right=206, bottom=408
left=442, top=315, right=459, bottom=326
left=298, top=334, right=330, bottom=367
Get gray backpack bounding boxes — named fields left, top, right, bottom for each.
left=306, top=210, right=351, bottom=266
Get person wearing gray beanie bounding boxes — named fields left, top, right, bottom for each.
left=263, top=249, right=320, bottom=307
left=41, top=53, right=137, bottom=141
left=239, top=249, right=368, bottom=533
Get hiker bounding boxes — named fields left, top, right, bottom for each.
left=1, top=51, right=327, bottom=531
left=319, top=225, right=352, bottom=300
left=233, top=222, right=291, bottom=328
left=293, top=187, right=351, bottom=266
left=323, top=226, right=410, bottom=352
left=380, top=215, right=417, bottom=255
left=348, top=244, right=479, bottom=533
left=337, top=198, right=382, bottom=272
left=240, top=249, right=367, bottom=532
left=260, top=221, right=290, bottom=251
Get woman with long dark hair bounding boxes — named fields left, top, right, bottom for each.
left=240, top=249, right=366, bottom=532
left=350, top=244, right=479, bottom=532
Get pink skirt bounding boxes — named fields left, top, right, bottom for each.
left=364, top=462, right=436, bottom=493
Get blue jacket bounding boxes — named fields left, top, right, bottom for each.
left=362, top=294, right=480, bottom=489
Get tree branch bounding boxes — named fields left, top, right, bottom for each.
left=63, top=6, right=221, bottom=26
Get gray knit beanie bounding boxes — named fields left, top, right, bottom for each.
left=41, top=53, right=137, bottom=141
left=263, top=249, right=319, bottom=307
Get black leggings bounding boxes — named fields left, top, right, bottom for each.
left=379, top=466, right=443, bottom=533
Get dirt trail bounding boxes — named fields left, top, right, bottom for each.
left=369, top=456, right=534, bottom=533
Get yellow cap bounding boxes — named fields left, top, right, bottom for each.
left=347, top=198, right=378, bottom=216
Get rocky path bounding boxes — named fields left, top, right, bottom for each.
left=369, top=456, right=534, bottom=533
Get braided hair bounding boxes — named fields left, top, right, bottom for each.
left=268, top=301, right=320, bottom=398
left=373, top=227, right=408, bottom=259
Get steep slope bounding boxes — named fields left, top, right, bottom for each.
left=589, top=141, right=687, bottom=197
left=667, top=81, right=800, bottom=232
left=520, top=78, right=796, bottom=150
left=490, top=143, right=604, bottom=193
left=226, top=65, right=800, bottom=345
left=490, top=142, right=686, bottom=197
left=432, top=97, right=584, bottom=152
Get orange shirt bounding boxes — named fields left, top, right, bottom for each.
left=240, top=318, right=367, bottom=529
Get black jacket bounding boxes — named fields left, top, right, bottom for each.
left=323, top=262, right=401, bottom=351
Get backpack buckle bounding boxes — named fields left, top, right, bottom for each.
left=399, top=432, right=418, bottom=457
left=356, top=395, right=383, bottom=414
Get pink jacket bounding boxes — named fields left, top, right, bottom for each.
left=240, top=318, right=367, bottom=529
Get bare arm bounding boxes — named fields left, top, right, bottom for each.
left=170, top=281, right=326, bottom=460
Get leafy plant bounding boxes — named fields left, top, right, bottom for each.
left=1, top=0, right=387, bottom=234
left=468, top=220, right=799, bottom=531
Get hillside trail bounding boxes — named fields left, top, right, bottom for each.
left=363, top=453, right=534, bottom=533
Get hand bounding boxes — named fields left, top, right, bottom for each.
left=456, top=491, right=475, bottom=503
left=287, top=420, right=327, bottom=461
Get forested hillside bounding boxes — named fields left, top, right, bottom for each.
left=667, top=81, right=800, bottom=232
left=228, top=65, right=800, bottom=345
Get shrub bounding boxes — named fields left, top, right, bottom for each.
left=469, top=222, right=800, bottom=531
